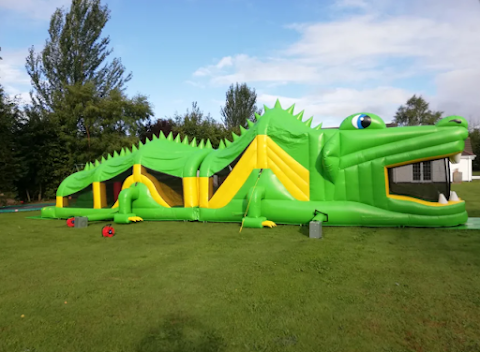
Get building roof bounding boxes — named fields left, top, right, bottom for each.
left=463, top=137, right=475, bottom=156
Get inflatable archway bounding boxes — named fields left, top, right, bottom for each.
left=41, top=100, right=469, bottom=228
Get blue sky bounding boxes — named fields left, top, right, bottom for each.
left=1, top=0, right=480, bottom=127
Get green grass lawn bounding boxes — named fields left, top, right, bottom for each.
left=1, top=183, right=480, bottom=351
left=452, top=181, right=480, bottom=217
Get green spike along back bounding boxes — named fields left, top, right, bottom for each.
left=295, top=111, right=304, bottom=121
left=314, top=123, right=323, bottom=130
left=190, top=137, right=197, bottom=147
left=304, top=117, right=314, bottom=128
left=286, top=104, right=295, bottom=114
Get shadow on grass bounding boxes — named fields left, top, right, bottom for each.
left=298, top=225, right=309, bottom=237
left=136, top=313, right=225, bottom=352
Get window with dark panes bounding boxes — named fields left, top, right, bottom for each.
left=412, top=163, right=421, bottom=181
left=422, top=161, right=432, bottom=181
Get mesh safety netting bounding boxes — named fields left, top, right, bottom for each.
left=387, top=158, right=450, bottom=202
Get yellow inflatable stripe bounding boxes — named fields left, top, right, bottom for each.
left=142, top=171, right=176, bottom=205
left=139, top=174, right=171, bottom=208
left=199, top=177, right=210, bottom=208
left=209, top=177, right=214, bottom=200
left=266, top=137, right=309, bottom=180
left=257, top=135, right=268, bottom=168
left=267, top=145, right=308, bottom=190
left=100, top=183, right=107, bottom=208
left=183, top=177, right=198, bottom=207
left=111, top=171, right=173, bottom=209
left=268, top=158, right=309, bottom=201
left=56, top=196, right=64, bottom=208
left=132, top=164, right=171, bottom=208
left=208, top=141, right=258, bottom=209
left=93, top=182, right=102, bottom=209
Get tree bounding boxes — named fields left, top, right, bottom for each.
left=23, top=0, right=153, bottom=198
left=25, top=0, right=131, bottom=112
left=0, top=48, right=26, bottom=203
left=393, top=95, right=443, bottom=126
left=54, top=82, right=152, bottom=162
left=173, top=102, right=229, bottom=148
left=139, top=118, right=177, bottom=144
left=140, top=102, right=233, bottom=148
left=0, top=82, right=25, bottom=203
left=15, top=108, right=70, bottom=201
left=469, top=128, right=480, bottom=171
left=220, top=83, right=262, bottom=129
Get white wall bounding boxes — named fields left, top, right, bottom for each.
left=450, top=156, right=475, bottom=182
left=392, top=159, right=447, bottom=183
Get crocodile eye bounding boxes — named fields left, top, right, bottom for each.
left=351, top=114, right=372, bottom=129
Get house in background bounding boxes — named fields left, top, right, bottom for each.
left=450, top=137, right=476, bottom=182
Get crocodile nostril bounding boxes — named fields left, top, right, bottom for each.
left=450, top=119, right=462, bottom=124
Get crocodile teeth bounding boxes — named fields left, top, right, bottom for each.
left=450, top=191, right=459, bottom=201
left=438, top=193, right=448, bottom=204
left=449, top=153, right=461, bottom=164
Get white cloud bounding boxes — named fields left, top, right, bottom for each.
left=185, top=80, right=205, bottom=89
left=193, top=56, right=234, bottom=77
left=193, top=67, right=210, bottom=77
left=434, top=68, right=480, bottom=120
left=196, top=12, right=480, bottom=85
left=258, top=86, right=411, bottom=127
left=216, top=56, right=233, bottom=69
left=0, top=0, right=70, bottom=19
left=0, top=48, right=32, bottom=103
left=332, top=0, right=369, bottom=9
left=191, top=0, right=480, bottom=123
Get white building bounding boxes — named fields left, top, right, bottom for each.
left=450, top=138, right=476, bottom=182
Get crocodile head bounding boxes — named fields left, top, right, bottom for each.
left=321, top=113, right=469, bottom=223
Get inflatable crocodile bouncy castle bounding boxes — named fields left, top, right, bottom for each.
left=41, top=100, right=469, bottom=228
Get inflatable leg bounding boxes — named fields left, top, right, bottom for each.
left=242, top=186, right=277, bottom=228
left=113, top=185, right=144, bottom=224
